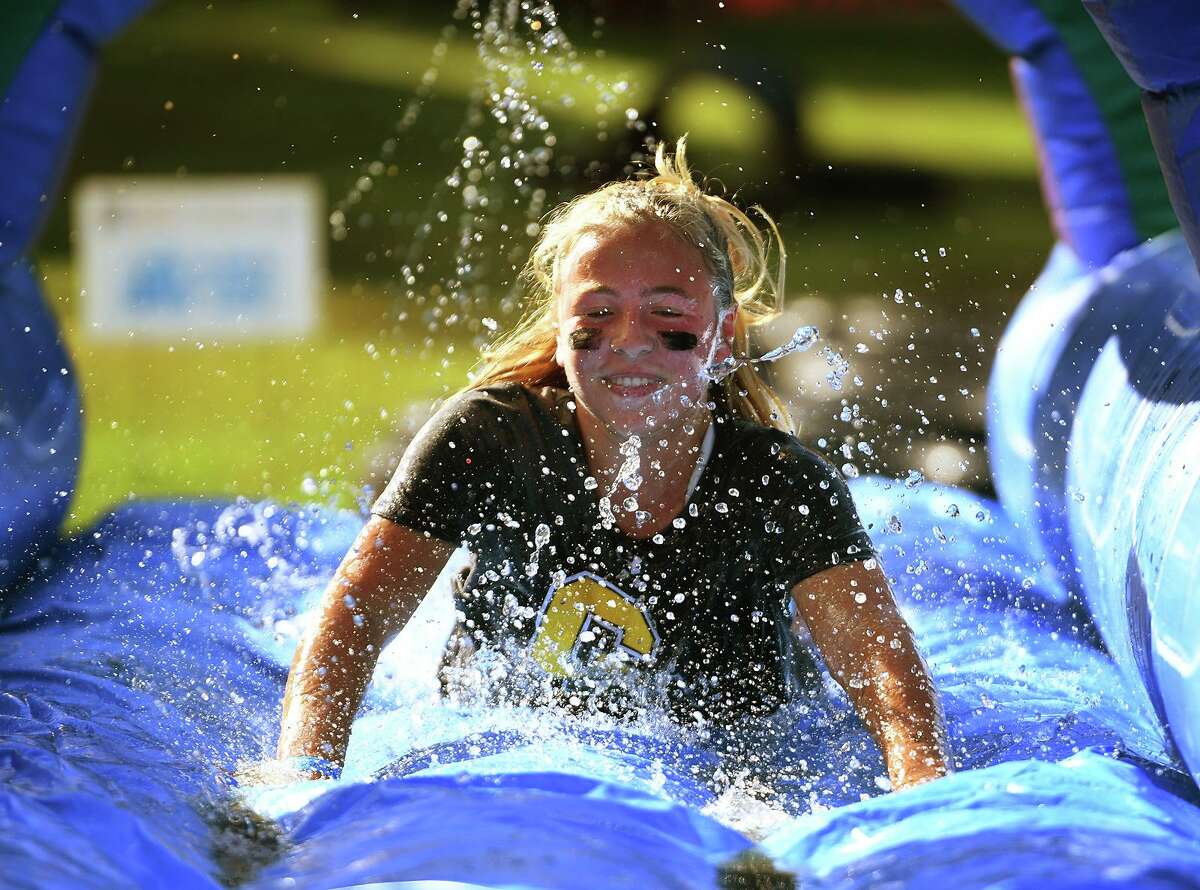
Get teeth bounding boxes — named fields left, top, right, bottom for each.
left=607, top=376, right=659, bottom=387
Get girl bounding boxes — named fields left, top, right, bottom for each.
left=276, top=141, right=949, bottom=791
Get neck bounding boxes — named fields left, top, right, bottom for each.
left=577, top=406, right=712, bottom=533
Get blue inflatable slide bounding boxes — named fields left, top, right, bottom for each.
left=2, top=2, right=1198, bottom=887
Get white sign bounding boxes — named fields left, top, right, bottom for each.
left=74, top=177, right=323, bottom=340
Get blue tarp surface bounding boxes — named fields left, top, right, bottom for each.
left=3, top=485, right=1198, bottom=889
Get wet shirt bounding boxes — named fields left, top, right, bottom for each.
left=372, top=383, right=876, bottom=726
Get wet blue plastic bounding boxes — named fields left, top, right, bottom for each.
left=763, top=751, right=1200, bottom=889
left=985, top=241, right=1090, bottom=601
left=1064, top=236, right=1200, bottom=787
left=3, top=485, right=1197, bottom=888
left=987, top=229, right=1200, bottom=788
left=960, top=0, right=1200, bottom=803
left=0, top=261, right=81, bottom=591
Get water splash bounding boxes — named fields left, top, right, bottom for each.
left=759, top=324, right=821, bottom=363
left=704, top=324, right=820, bottom=383
left=335, top=0, right=647, bottom=344
left=525, top=521, right=552, bottom=578
left=593, top=435, right=644, bottom=529
left=615, top=435, right=644, bottom=491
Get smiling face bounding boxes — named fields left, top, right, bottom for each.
left=553, top=221, right=734, bottom=441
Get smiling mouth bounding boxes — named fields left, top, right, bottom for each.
left=601, top=374, right=666, bottom=397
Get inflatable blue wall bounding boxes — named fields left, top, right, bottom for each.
left=953, top=0, right=1200, bottom=788
left=0, top=0, right=155, bottom=590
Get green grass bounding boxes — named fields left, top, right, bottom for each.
left=60, top=316, right=474, bottom=530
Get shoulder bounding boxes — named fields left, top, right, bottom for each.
left=430, top=382, right=558, bottom=430
left=415, top=383, right=574, bottom=461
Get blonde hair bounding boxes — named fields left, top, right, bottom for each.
left=469, top=137, right=794, bottom=433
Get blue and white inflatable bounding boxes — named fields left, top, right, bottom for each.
left=1, top=1, right=1198, bottom=887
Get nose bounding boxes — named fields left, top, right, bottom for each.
left=609, top=310, right=655, bottom=358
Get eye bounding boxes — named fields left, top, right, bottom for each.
left=652, top=308, right=683, bottom=318
left=583, top=308, right=611, bottom=319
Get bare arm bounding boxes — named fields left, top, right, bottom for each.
left=276, top=515, right=455, bottom=769
left=792, top=559, right=950, bottom=790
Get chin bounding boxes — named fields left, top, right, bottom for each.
left=571, top=377, right=703, bottom=439
left=608, top=401, right=694, bottom=440
left=600, top=409, right=653, bottom=439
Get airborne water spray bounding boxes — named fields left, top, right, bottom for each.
left=332, top=0, right=650, bottom=349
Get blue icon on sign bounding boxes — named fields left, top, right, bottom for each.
left=124, top=250, right=271, bottom=315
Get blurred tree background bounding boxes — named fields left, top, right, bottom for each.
left=33, top=0, right=1051, bottom=528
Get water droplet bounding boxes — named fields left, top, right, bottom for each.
left=599, top=497, right=616, bottom=527
left=758, top=324, right=819, bottom=363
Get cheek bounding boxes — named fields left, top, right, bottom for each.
left=658, top=317, right=721, bottom=357
left=659, top=331, right=698, bottom=351
left=557, top=329, right=600, bottom=380
left=568, top=328, right=600, bottom=350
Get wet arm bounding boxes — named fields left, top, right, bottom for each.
left=791, top=560, right=950, bottom=790
left=277, top=515, right=455, bottom=769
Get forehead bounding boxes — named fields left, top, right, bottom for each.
left=557, top=223, right=714, bottom=304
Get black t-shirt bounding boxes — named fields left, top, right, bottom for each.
left=373, top=383, right=876, bottom=726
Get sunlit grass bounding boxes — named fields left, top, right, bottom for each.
left=62, top=331, right=473, bottom=531
left=808, top=86, right=1035, bottom=177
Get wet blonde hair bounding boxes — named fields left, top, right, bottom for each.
left=469, top=137, right=794, bottom=433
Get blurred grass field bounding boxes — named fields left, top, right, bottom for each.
left=46, top=275, right=475, bottom=530
left=34, top=0, right=1052, bottom=530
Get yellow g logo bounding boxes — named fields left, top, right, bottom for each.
left=530, top=572, right=660, bottom=677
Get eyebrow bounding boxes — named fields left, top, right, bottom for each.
left=576, top=285, right=698, bottom=301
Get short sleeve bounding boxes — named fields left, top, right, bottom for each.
left=763, top=436, right=877, bottom=590
left=371, top=390, right=511, bottom=544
